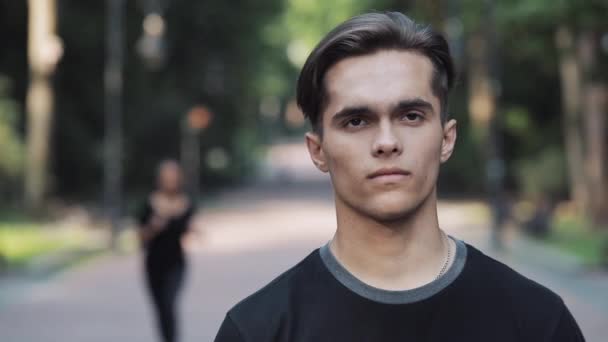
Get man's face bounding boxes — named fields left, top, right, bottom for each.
left=306, top=50, right=457, bottom=222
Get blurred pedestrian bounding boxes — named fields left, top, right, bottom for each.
left=137, top=159, right=195, bottom=342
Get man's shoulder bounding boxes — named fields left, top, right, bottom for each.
left=464, top=243, right=567, bottom=337
left=465, top=243, right=562, bottom=304
left=226, top=248, right=321, bottom=331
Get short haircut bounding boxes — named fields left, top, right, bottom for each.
left=297, top=12, right=455, bottom=133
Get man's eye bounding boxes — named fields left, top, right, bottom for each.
left=346, top=118, right=367, bottom=127
left=402, top=113, right=422, bottom=121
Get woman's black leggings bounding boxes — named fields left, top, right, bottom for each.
left=146, top=262, right=185, bottom=342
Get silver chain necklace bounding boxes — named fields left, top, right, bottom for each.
left=435, top=232, right=452, bottom=280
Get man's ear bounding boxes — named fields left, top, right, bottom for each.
left=440, top=119, right=457, bottom=163
left=305, top=132, right=329, bottom=173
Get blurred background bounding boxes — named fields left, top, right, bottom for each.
left=0, top=0, right=607, bottom=341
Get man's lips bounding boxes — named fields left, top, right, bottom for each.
left=367, top=167, right=411, bottom=179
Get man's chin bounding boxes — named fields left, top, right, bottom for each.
left=337, top=190, right=428, bottom=223
left=363, top=203, right=419, bottom=223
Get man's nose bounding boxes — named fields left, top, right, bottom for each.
left=372, top=122, right=402, bottom=158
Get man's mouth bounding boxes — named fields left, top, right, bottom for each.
left=367, top=167, right=411, bottom=180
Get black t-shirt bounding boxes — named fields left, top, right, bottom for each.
left=214, top=239, right=585, bottom=341
left=137, top=197, right=194, bottom=267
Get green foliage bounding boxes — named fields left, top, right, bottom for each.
left=549, top=214, right=608, bottom=266
left=503, top=106, right=532, bottom=137
left=0, top=76, right=24, bottom=199
left=266, top=0, right=382, bottom=68
left=496, top=0, right=608, bottom=29
left=515, top=146, right=567, bottom=199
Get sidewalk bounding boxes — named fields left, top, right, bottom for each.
left=0, top=207, right=111, bottom=308
left=0, top=247, right=105, bottom=308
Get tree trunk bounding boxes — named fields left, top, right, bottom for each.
left=25, top=0, right=59, bottom=212
left=467, top=16, right=505, bottom=248
left=584, top=84, right=608, bottom=225
left=555, top=26, right=589, bottom=216
left=467, top=31, right=496, bottom=132
left=25, top=76, right=53, bottom=211
left=578, top=31, right=608, bottom=226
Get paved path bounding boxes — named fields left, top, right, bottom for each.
left=1, top=182, right=606, bottom=341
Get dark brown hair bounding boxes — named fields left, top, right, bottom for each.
left=296, top=12, right=455, bottom=133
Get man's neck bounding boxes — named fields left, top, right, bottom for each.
left=330, top=190, right=452, bottom=291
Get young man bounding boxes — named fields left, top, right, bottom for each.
left=214, top=12, right=585, bottom=341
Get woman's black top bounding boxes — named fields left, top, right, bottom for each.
left=137, top=196, right=195, bottom=268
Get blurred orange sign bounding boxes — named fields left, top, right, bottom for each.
left=188, top=105, right=213, bottom=130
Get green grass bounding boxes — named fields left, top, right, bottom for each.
left=547, top=216, right=608, bottom=266
left=0, top=221, right=89, bottom=268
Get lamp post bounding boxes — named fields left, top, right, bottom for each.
left=104, top=0, right=125, bottom=250
left=136, top=0, right=168, bottom=69
left=181, top=106, right=212, bottom=202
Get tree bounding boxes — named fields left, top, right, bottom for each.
left=25, top=0, right=62, bottom=211
left=502, top=0, right=608, bottom=226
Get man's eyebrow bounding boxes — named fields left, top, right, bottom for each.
left=331, top=106, right=374, bottom=123
left=330, top=98, right=434, bottom=124
left=392, top=98, right=434, bottom=113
